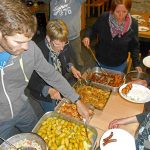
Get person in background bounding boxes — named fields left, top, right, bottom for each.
left=109, top=56, right=150, bottom=150
left=28, top=19, right=81, bottom=112
left=50, top=0, right=86, bottom=72
left=83, top=0, right=142, bottom=73
left=0, top=0, right=89, bottom=139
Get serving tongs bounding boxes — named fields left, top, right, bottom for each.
left=83, top=118, right=92, bottom=149
left=77, top=76, right=88, bottom=86
left=87, top=47, right=108, bottom=75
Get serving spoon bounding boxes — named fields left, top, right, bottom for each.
left=87, top=47, right=108, bottom=75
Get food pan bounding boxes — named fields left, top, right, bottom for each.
left=84, top=67, right=125, bottom=93
left=32, top=111, right=97, bottom=150
left=73, top=80, right=111, bottom=110
left=125, top=71, right=149, bottom=83
left=55, top=99, right=94, bottom=121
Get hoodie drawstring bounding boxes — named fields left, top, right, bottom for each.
left=19, top=57, right=29, bottom=83
left=1, top=69, right=14, bottom=118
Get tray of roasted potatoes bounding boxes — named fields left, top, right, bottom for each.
left=73, top=79, right=111, bottom=110
left=32, top=111, right=97, bottom=150
left=55, top=99, right=94, bottom=121
left=84, top=67, right=125, bottom=92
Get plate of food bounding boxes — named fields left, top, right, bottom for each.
left=143, top=56, right=150, bottom=68
left=99, top=129, right=136, bottom=150
left=119, top=83, right=150, bottom=103
left=138, top=26, right=149, bottom=32
left=131, top=14, right=142, bottom=20
left=138, top=18, right=146, bottom=24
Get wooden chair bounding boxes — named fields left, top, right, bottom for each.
left=85, top=0, right=105, bottom=17
left=127, top=52, right=142, bottom=73
left=104, top=0, right=110, bottom=11
left=127, top=52, right=132, bottom=73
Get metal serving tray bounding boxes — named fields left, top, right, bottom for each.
left=84, top=67, right=125, bottom=93
left=55, top=99, right=94, bottom=121
left=73, top=80, right=112, bottom=110
left=32, top=111, right=97, bottom=150
left=55, top=100, right=82, bottom=121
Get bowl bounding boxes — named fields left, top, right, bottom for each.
left=125, top=71, right=148, bottom=83
left=0, top=132, right=48, bottom=150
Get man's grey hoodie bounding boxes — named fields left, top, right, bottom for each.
left=0, top=40, right=79, bottom=123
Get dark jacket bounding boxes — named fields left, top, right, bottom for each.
left=28, top=40, right=73, bottom=101
left=84, top=12, right=140, bottom=67
left=135, top=112, right=150, bottom=150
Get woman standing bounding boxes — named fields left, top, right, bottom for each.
left=83, top=0, right=142, bottom=72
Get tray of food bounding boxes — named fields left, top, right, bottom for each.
left=73, top=80, right=111, bottom=110
left=84, top=67, right=125, bottom=92
left=32, top=111, right=97, bottom=150
left=0, top=133, right=48, bottom=150
left=55, top=99, right=94, bottom=121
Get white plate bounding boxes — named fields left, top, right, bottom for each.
left=131, top=14, right=142, bottom=20
left=119, top=84, right=150, bottom=103
left=143, top=56, right=150, bottom=68
left=138, top=18, right=146, bottom=24
left=138, top=26, right=149, bottom=32
left=100, top=129, right=136, bottom=150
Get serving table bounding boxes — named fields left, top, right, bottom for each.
left=131, top=12, right=150, bottom=39
left=89, top=92, right=144, bottom=147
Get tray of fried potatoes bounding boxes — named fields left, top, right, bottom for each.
left=32, top=111, right=97, bottom=150
left=55, top=99, right=94, bottom=121
left=73, top=80, right=112, bottom=110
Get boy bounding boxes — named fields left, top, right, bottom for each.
left=28, top=19, right=81, bottom=112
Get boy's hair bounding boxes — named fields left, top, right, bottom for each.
left=110, top=0, right=132, bottom=12
left=46, top=19, right=68, bottom=42
left=0, top=0, right=37, bottom=37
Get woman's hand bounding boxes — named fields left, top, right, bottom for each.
left=70, top=66, right=81, bottom=79
left=48, top=88, right=62, bottom=100
left=109, top=116, right=138, bottom=129
left=76, top=100, right=89, bottom=121
left=130, top=79, right=148, bottom=87
left=109, top=119, right=127, bottom=129
left=82, top=37, right=90, bottom=48
left=135, top=66, right=143, bottom=73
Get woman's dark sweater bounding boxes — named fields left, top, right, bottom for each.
left=84, top=12, right=140, bottom=67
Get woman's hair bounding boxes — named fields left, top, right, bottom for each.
left=46, top=19, right=68, bottom=42
left=110, top=0, right=132, bottom=12
left=0, top=0, right=37, bottom=37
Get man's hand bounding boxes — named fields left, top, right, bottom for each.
left=48, top=88, right=62, bottom=100
left=82, top=37, right=90, bottom=48
left=76, top=100, right=89, bottom=121
left=135, top=66, right=142, bottom=73
left=70, top=66, right=81, bottom=79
